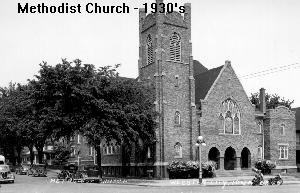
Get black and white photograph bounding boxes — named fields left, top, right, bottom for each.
left=0, top=0, right=300, bottom=192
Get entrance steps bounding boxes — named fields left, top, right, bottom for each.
left=215, top=169, right=254, bottom=177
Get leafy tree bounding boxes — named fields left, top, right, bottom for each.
left=0, top=59, right=156, bottom=175
left=250, top=92, right=294, bottom=110
left=28, top=59, right=96, bottom=163
left=52, top=141, right=72, bottom=165
left=79, top=66, right=156, bottom=177
left=0, top=83, right=34, bottom=165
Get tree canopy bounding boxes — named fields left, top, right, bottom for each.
left=0, top=59, right=156, bottom=170
left=250, top=92, right=294, bottom=110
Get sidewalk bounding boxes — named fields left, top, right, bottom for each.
left=119, top=175, right=300, bottom=187
left=47, top=169, right=300, bottom=187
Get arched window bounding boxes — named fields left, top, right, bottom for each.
left=175, top=111, right=181, bottom=125
left=174, top=142, right=182, bottom=158
left=147, top=147, right=151, bottom=158
left=258, top=122, right=262, bottom=133
left=146, top=35, right=153, bottom=65
left=225, top=111, right=233, bottom=134
left=170, top=32, right=181, bottom=62
left=175, top=75, right=179, bottom=87
left=218, top=113, right=224, bottom=134
left=103, top=145, right=107, bottom=155
left=219, top=98, right=240, bottom=135
left=257, top=146, right=263, bottom=159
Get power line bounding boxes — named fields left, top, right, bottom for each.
left=238, top=62, right=300, bottom=80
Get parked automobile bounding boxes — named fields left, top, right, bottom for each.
left=57, top=164, right=78, bottom=181
left=268, top=174, right=283, bottom=185
left=81, top=166, right=101, bottom=183
left=72, top=166, right=101, bottom=183
left=0, top=165, right=15, bottom=183
left=27, top=164, right=47, bottom=177
left=15, top=164, right=31, bottom=175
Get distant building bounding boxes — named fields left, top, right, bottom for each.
left=292, top=107, right=300, bottom=170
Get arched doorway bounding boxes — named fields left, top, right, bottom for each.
left=224, top=147, right=236, bottom=170
left=208, top=147, right=220, bottom=170
left=241, top=147, right=251, bottom=169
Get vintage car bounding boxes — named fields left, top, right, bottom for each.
left=82, top=169, right=101, bottom=183
left=57, top=164, right=78, bottom=181
left=0, top=165, right=15, bottom=183
left=72, top=166, right=101, bottom=183
left=15, top=164, right=31, bottom=175
left=27, top=164, right=47, bottom=177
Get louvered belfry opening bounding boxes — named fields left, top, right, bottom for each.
left=170, top=32, right=181, bottom=62
left=146, top=34, right=154, bottom=65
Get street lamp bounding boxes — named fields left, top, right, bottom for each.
left=195, top=136, right=206, bottom=184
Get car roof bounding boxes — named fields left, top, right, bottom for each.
left=0, top=165, right=10, bottom=171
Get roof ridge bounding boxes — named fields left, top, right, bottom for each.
left=194, top=65, right=224, bottom=78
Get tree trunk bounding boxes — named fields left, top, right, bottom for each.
left=10, top=146, right=16, bottom=166
left=36, top=145, right=44, bottom=164
left=16, top=146, right=22, bottom=165
left=28, top=145, right=34, bottom=165
left=95, top=145, right=102, bottom=178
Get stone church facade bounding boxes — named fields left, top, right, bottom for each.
left=67, top=0, right=297, bottom=178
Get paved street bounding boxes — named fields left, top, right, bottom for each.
left=1, top=172, right=300, bottom=193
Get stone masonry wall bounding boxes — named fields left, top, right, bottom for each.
left=199, top=63, right=261, bottom=168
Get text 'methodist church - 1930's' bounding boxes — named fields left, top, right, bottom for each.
left=69, top=0, right=296, bottom=178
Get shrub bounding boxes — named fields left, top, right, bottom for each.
left=168, top=160, right=216, bottom=179
left=254, top=159, right=276, bottom=174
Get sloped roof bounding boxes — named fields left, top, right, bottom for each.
left=193, top=60, right=208, bottom=76
left=194, top=65, right=224, bottom=104
left=292, top=107, right=300, bottom=131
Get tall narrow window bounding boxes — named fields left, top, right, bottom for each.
left=89, top=147, right=93, bottom=156
left=219, top=98, right=240, bottom=135
left=297, top=133, right=300, bottom=145
left=170, top=32, right=181, bottom=62
left=280, top=124, right=285, bottom=135
left=77, top=134, right=81, bottom=144
left=175, top=76, right=179, bottom=87
left=174, top=142, right=182, bottom=158
left=225, top=111, right=233, bottom=134
left=218, top=113, right=224, bottom=134
left=279, top=145, right=288, bottom=159
left=146, top=35, right=153, bottom=65
left=147, top=147, right=151, bottom=158
left=258, top=122, right=262, bottom=133
left=175, top=111, right=181, bottom=126
left=257, top=146, right=262, bottom=159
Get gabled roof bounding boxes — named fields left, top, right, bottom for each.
left=194, top=65, right=224, bottom=104
left=292, top=107, right=300, bottom=131
left=193, top=60, right=208, bottom=76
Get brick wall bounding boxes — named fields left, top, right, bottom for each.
left=266, top=106, right=296, bottom=168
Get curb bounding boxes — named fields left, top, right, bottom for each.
left=110, top=180, right=300, bottom=187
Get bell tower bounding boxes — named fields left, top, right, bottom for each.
left=138, top=0, right=196, bottom=178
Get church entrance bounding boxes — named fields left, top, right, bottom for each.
left=224, top=147, right=236, bottom=170
left=241, top=147, right=251, bottom=169
left=208, top=147, right=220, bottom=170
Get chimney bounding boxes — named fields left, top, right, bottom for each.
left=259, top=88, right=266, bottom=114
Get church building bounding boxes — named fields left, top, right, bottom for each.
left=69, top=0, right=297, bottom=179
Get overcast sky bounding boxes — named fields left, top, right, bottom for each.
left=0, top=0, right=299, bottom=107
